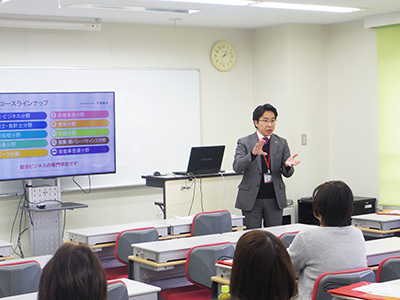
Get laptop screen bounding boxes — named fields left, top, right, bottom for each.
left=186, top=145, right=225, bottom=175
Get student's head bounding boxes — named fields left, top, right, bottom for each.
left=252, top=103, right=278, bottom=136
left=312, top=180, right=354, bottom=227
left=38, top=243, right=107, bottom=300
left=230, top=230, right=296, bottom=300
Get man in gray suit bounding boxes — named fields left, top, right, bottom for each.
left=233, top=104, right=300, bottom=229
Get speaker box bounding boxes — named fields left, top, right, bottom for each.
left=297, top=196, right=376, bottom=225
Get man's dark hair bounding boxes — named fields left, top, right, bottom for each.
left=252, top=103, right=278, bottom=124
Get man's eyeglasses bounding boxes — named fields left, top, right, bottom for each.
left=259, top=118, right=276, bottom=124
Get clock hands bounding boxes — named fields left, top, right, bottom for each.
left=222, top=50, right=232, bottom=58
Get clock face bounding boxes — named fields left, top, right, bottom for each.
left=211, top=41, right=237, bottom=72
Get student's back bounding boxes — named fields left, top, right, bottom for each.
left=288, top=180, right=367, bottom=300
left=288, top=226, right=366, bottom=300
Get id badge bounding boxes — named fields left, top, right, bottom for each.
left=264, top=172, right=272, bottom=183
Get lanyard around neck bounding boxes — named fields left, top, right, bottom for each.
left=257, top=134, right=271, bottom=172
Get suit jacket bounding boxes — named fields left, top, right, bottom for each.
left=233, top=132, right=294, bottom=211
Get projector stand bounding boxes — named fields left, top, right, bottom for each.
left=22, top=178, right=87, bottom=256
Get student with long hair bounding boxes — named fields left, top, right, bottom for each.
left=38, top=243, right=107, bottom=300
left=230, top=230, right=296, bottom=300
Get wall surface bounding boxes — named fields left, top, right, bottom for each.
left=0, top=20, right=381, bottom=255
left=251, top=24, right=330, bottom=199
left=328, top=21, right=379, bottom=199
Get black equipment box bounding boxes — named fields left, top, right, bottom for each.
left=298, top=196, right=376, bottom=225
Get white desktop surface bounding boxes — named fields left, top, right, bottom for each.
left=352, top=213, right=400, bottom=222
left=0, top=254, right=52, bottom=268
left=131, top=223, right=315, bottom=263
left=261, top=223, right=315, bottom=236
left=1, top=292, right=37, bottom=300
left=365, top=236, right=400, bottom=266
left=66, top=221, right=169, bottom=245
left=214, top=236, right=400, bottom=272
left=0, top=240, right=12, bottom=247
left=352, top=213, right=400, bottom=231
left=109, top=278, right=160, bottom=300
left=0, top=240, right=12, bottom=256
left=152, top=215, right=245, bottom=235
left=0, top=279, right=160, bottom=300
left=221, top=223, right=315, bottom=242
left=132, top=233, right=237, bottom=263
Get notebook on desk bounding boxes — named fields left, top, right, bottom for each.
left=173, top=145, right=225, bottom=176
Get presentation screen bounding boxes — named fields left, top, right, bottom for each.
left=0, top=91, right=116, bottom=181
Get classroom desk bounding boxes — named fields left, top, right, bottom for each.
left=66, top=215, right=244, bottom=246
left=108, top=278, right=161, bottom=300
left=129, top=233, right=239, bottom=283
left=152, top=215, right=245, bottom=235
left=0, top=255, right=14, bottom=261
left=261, top=223, right=315, bottom=236
left=328, top=279, right=400, bottom=300
left=66, top=221, right=169, bottom=246
left=365, top=236, right=400, bottom=266
left=0, top=279, right=160, bottom=300
left=217, top=223, right=315, bottom=243
left=0, top=293, right=36, bottom=300
left=0, top=240, right=12, bottom=257
left=0, top=254, right=52, bottom=269
left=352, top=213, right=400, bottom=238
left=129, top=223, right=315, bottom=283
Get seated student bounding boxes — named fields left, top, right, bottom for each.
left=38, top=243, right=107, bottom=300
left=230, top=230, right=296, bottom=300
left=288, top=180, right=367, bottom=300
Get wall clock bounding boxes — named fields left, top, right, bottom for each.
left=211, top=41, right=237, bottom=72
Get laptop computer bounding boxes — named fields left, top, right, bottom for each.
left=173, top=145, right=225, bottom=175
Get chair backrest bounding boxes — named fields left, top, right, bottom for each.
left=191, top=210, right=232, bottom=237
left=278, top=231, right=299, bottom=248
left=185, top=242, right=234, bottom=289
left=311, top=267, right=375, bottom=300
left=107, top=281, right=128, bottom=300
left=376, top=256, right=400, bottom=282
left=115, top=227, right=159, bottom=264
left=0, top=260, right=41, bottom=297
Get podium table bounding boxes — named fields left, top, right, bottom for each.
left=142, top=172, right=242, bottom=219
left=21, top=202, right=88, bottom=256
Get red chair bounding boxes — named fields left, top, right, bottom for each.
left=105, top=227, right=159, bottom=280
left=278, top=231, right=299, bottom=248
left=376, top=256, right=400, bottom=282
left=311, top=267, right=375, bottom=300
left=0, top=260, right=41, bottom=297
left=107, top=280, right=128, bottom=300
left=160, top=242, right=234, bottom=300
left=191, top=210, right=232, bottom=237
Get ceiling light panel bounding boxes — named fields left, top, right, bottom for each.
left=0, top=17, right=101, bottom=30
left=253, top=2, right=362, bottom=13
left=157, top=0, right=254, bottom=5
left=66, top=3, right=199, bottom=14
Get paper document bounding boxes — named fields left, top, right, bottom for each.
left=354, top=282, right=400, bottom=298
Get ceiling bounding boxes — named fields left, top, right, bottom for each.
left=1, top=0, right=400, bottom=29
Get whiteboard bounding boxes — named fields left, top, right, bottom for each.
left=0, top=67, right=201, bottom=194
